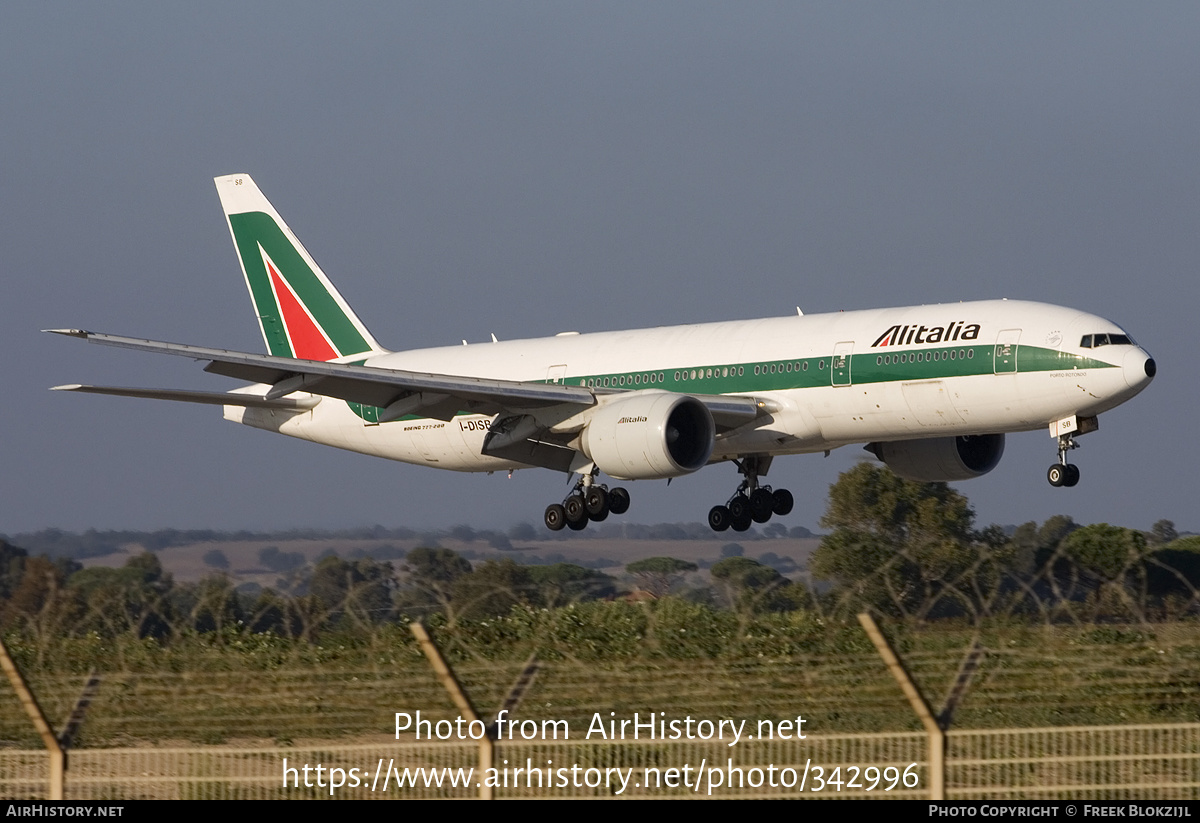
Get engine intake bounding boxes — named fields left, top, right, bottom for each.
left=866, top=433, right=1005, bottom=482
left=580, top=391, right=715, bottom=480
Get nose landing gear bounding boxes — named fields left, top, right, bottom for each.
left=1047, top=432, right=1081, bottom=488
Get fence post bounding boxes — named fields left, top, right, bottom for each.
left=0, top=635, right=65, bottom=799
left=856, top=613, right=944, bottom=800
left=410, top=622, right=493, bottom=799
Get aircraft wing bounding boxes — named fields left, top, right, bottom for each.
left=46, top=330, right=763, bottom=428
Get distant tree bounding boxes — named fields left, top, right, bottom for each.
left=0, top=539, right=29, bottom=601
left=397, top=547, right=473, bottom=619
left=811, top=463, right=984, bottom=620
left=451, top=558, right=531, bottom=620
left=247, top=588, right=300, bottom=636
left=202, top=549, right=230, bottom=570
left=762, top=523, right=788, bottom=539
left=69, top=552, right=174, bottom=640
left=508, top=522, right=537, bottom=542
left=719, top=543, right=744, bottom=559
left=711, top=556, right=808, bottom=613
left=1058, top=524, right=1150, bottom=619
left=308, top=556, right=395, bottom=627
left=1144, top=536, right=1200, bottom=612
left=647, top=523, right=688, bottom=540
left=528, top=563, right=618, bottom=607
left=176, top=574, right=243, bottom=634
left=758, top=552, right=797, bottom=573
left=450, top=525, right=477, bottom=543
left=1149, top=520, right=1179, bottom=547
left=626, top=557, right=698, bottom=598
left=258, top=546, right=305, bottom=573
left=1060, top=524, right=1146, bottom=584
left=486, top=532, right=514, bottom=551
left=1, top=555, right=83, bottom=660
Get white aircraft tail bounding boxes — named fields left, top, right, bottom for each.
left=215, top=174, right=384, bottom=360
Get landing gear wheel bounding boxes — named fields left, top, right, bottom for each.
left=731, top=511, right=752, bottom=532
left=564, top=494, right=587, bottom=525
left=750, top=488, right=774, bottom=523
left=708, top=505, right=731, bottom=532
left=544, top=504, right=566, bottom=531
left=772, top=488, right=794, bottom=516
left=1047, top=464, right=1066, bottom=487
left=1063, top=464, right=1080, bottom=487
left=566, top=516, right=588, bottom=531
left=728, top=495, right=750, bottom=523
left=584, top=487, right=609, bottom=521
left=608, top=487, right=631, bottom=515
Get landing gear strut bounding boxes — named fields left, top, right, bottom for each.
left=708, top=456, right=794, bottom=532
left=544, top=471, right=630, bottom=531
left=1047, top=433, right=1081, bottom=488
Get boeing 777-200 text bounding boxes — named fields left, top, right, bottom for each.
left=49, top=174, right=1157, bottom=532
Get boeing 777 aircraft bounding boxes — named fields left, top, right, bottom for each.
left=49, top=174, right=1157, bottom=532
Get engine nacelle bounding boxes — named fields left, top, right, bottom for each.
left=580, top=391, right=715, bottom=480
left=866, top=433, right=1005, bottom=482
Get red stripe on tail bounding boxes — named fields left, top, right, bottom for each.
left=267, top=260, right=338, bottom=361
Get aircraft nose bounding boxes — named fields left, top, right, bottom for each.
left=1123, top=347, right=1156, bottom=390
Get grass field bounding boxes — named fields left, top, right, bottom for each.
left=4, top=618, right=1198, bottom=749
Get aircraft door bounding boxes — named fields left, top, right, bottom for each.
left=994, top=329, right=1021, bottom=374
left=831, top=341, right=854, bottom=386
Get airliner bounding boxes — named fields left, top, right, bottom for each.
left=49, top=174, right=1157, bottom=532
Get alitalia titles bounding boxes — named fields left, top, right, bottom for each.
left=616, top=416, right=648, bottom=424
left=872, top=321, right=981, bottom=348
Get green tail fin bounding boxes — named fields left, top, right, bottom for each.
left=215, top=174, right=384, bottom=360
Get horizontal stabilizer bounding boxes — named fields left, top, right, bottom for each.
left=50, top=384, right=319, bottom=410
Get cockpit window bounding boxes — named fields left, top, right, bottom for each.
left=1080, top=332, right=1134, bottom=348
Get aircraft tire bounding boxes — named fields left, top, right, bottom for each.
left=544, top=504, right=567, bottom=531
left=565, top=494, right=587, bottom=524
left=771, top=488, right=794, bottom=516
left=585, top=487, right=609, bottom=519
left=1047, top=465, right=1066, bottom=487
left=708, top=505, right=731, bottom=532
left=566, top=516, right=588, bottom=531
left=608, top=487, right=631, bottom=515
left=1063, top=464, right=1080, bottom=487
left=728, top=495, right=750, bottom=523
left=750, top=488, right=774, bottom=523
left=731, top=511, right=752, bottom=532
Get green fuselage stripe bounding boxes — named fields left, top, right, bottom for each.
left=347, top=344, right=1119, bottom=423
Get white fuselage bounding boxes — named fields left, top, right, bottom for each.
left=226, top=299, right=1154, bottom=474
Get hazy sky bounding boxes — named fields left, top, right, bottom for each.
left=3, top=3, right=1196, bottom=536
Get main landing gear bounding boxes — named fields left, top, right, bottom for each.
left=707, top=456, right=794, bottom=533
left=1047, top=432, right=1081, bottom=488
left=544, top=472, right=631, bottom=531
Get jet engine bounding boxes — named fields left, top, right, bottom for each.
left=865, top=433, right=1005, bottom=482
left=580, top=391, right=715, bottom=480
